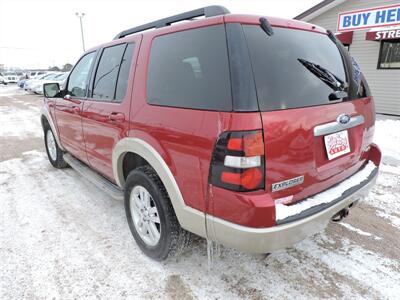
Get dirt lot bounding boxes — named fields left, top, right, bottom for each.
left=1, top=85, right=399, bottom=299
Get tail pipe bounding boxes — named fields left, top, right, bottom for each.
left=331, top=207, right=350, bottom=222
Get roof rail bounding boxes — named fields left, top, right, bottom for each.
left=113, top=5, right=230, bottom=40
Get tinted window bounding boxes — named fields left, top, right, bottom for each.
left=68, top=52, right=96, bottom=97
left=243, top=26, right=347, bottom=111
left=115, top=43, right=135, bottom=101
left=93, top=44, right=126, bottom=101
left=147, top=25, right=232, bottom=111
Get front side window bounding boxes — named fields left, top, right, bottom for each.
left=147, top=25, right=232, bottom=111
left=378, top=40, right=400, bottom=69
left=244, top=26, right=347, bottom=111
left=67, top=52, right=96, bottom=98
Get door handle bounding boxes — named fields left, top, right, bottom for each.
left=72, top=106, right=80, bottom=114
left=109, top=112, right=125, bottom=122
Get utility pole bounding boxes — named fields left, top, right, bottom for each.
left=75, top=12, right=86, bottom=52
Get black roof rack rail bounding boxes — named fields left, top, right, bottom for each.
left=113, top=5, right=230, bottom=40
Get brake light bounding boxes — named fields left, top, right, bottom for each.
left=227, top=131, right=264, bottom=156
left=209, top=130, right=265, bottom=192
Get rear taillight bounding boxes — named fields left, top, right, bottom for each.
left=209, top=130, right=265, bottom=192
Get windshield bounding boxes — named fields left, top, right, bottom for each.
left=42, top=73, right=58, bottom=80
left=51, top=73, right=65, bottom=80
left=36, top=73, right=50, bottom=80
left=55, top=73, right=68, bottom=80
left=243, top=26, right=347, bottom=111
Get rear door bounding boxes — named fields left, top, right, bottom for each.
left=243, top=25, right=374, bottom=203
left=55, top=51, right=96, bottom=163
left=81, top=38, right=140, bottom=181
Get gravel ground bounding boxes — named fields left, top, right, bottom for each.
left=1, top=85, right=399, bottom=299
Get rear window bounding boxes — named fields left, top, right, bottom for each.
left=147, top=25, right=232, bottom=111
left=243, top=26, right=347, bottom=111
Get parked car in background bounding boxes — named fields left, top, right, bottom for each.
left=29, top=70, right=46, bottom=78
left=24, top=72, right=56, bottom=92
left=41, top=6, right=381, bottom=261
left=17, top=78, right=26, bottom=88
left=19, top=71, right=55, bottom=89
left=32, top=72, right=69, bottom=94
left=15, top=71, right=26, bottom=80
left=0, top=74, right=5, bottom=85
left=2, top=72, right=19, bottom=84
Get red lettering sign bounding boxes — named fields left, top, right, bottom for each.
left=366, top=28, right=400, bottom=40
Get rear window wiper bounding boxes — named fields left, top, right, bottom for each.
left=298, top=58, right=348, bottom=99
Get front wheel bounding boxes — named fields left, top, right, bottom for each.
left=44, top=127, right=68, bottom=169
left=124, top=166, right=191, bottom=261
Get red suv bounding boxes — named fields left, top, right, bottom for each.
left=41, top=6, right=381, bottom=260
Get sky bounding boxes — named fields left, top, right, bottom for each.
left=0, top=0, right=321, bottom=69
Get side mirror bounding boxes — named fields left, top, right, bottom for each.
left=43, top=82, right=61, bottom=98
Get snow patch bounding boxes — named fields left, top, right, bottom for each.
left=376, top=210, right=400, bottom=229
left=380, top=163, right=400, bottom=175
left=0, top=105, right=42, bottom=138
left=0, top=85, right=21, bottom=96
left=276, top=161, right=377, bottom=221
left=338, top=222, right=382, bottom=240
left=297, top=235, right=400, bottom=299
left=374, top=119, right=400, bottom=161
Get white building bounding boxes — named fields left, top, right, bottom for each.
left=295, top=0, right=400, bottom=116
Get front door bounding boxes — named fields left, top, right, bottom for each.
left=55, top=51, right=97, bottom=163
left=82, top=40, right=139, bottom=181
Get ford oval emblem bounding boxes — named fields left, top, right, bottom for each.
left=337, top=114, right=351, bottom=125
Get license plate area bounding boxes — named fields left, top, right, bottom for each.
left=324, top=130, right=351, bottom=160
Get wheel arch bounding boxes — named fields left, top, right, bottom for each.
left=40, top=106, right=64, bottom=151
left=112, top=137, right=207, bottom=238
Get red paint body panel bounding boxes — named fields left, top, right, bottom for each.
left=261, top=98, right=375, bottom=203
left=49, top=13, right=380, bottom=229
left=81, top=101, right=130, bottom=181
left=81, top=35, right=142, bottom=181
left=54, top=97, right=88, bottom=164
left=130, top=30, right=263, bottom=212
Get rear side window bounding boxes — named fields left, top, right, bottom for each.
left=115, top=43, right=135, bottom=101
left=92, top=43, right=135, bottom=102
left=147, top=25, right=232, bottom=111
left=93, top=44, right=126, bottom=101
left=243, top=26, right=347, bottom=111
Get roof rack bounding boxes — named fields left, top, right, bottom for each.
left=113, top=5, right=230, bottom=40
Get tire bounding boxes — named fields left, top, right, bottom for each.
left=124, top=166, right=191, bottom=261
left=44, top=127, right=68, bottom=169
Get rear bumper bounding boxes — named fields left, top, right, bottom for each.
left=206, top=164, right=378, bottom=254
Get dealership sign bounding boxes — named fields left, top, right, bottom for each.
left=337, top=4, right=400, bottom=32
left=365, top=27, right=400, bottom=41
